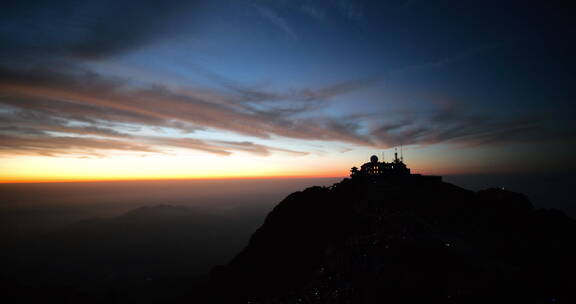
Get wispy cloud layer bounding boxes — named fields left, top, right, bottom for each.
left=1, top=0, right=574, bottom=161
left=0, top=0, right=200, bottom=60
left=0, top=63, right=571, bottom=158
left=253, top=3, right=300, bottom=40
left=0, top=64, right=373, bottom=157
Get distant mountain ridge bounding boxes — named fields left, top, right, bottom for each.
left=3, top=204, right=260, bottom=293
left=196, top=177, right=576, bottom=303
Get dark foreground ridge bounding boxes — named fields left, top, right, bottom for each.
left=191, top=168, right=576, bottom=303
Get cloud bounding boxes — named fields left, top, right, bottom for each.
left=0, top=0, right=200, bottom=60
left=214, top=140, right=309, bottom=156
left=0, top=123, right=310, bottom=157
left=0, top=62, right=571, bottom=158
left=300, top=3, right=326, bottom=21
left=138, top=137, right=307, bottom=157
left=0, top=64, right=370, bottom=157
left=0, top=110, right=132, bottom=138
left=332, top=0, right=364, bottom=21
left=0, top=133, right=160, bottom=157
left=389, top=43, right=500, bottom=75
left=253, top=3, right=299, bottom=40
left=0, top=64, right=374, bottom=144
left=190, top=63, right=369, bottom=101
left=369, top=106, right=575, bottom=148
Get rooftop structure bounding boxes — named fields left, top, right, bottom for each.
left=350, top=151, right=442, bottom=182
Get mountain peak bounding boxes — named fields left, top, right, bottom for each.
left=195, top=176, right=576, bottom=303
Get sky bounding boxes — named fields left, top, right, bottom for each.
left=1, top=0, right=575, bottom=182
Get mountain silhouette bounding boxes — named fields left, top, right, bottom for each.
left=192, top=176, right=576, bottom=303
left=3, top=204, right=260, bottom=295
left=4, top=177, right=576, bottom=303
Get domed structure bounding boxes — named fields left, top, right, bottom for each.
left=349, top=152, right=442, bottom=182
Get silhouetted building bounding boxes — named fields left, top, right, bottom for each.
left=350, top=151, right=441, bottom=182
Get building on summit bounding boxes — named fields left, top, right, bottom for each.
left=350, top=150, right=441, bottom=182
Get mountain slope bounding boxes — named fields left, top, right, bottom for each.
left=200, top=177, right=576, bottom=303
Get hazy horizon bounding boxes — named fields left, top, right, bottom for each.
left=2, top=172, right=574, bottom=238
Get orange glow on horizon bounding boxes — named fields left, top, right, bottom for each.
left=0, top=153, right=353, bottom=183
left=0, top=162, right=475, bottom=184
left=0, top=145, right=512, bottom=184
left=0, top=172, right=348, bottom=184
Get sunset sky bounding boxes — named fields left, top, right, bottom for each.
left=1, top=0, right=575, bottom=182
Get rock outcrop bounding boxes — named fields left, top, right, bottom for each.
left=201, top=177, right=576, bottom=303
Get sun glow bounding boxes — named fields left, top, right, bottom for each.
left=0, top=152, right=350, bottom=183
left=1, top=143, right=550, bottom=183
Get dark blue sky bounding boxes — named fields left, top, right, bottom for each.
left=1, top=0, right=575, bottom=180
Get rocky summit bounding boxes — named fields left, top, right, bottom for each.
left=196, top=176, right=576, bottom=304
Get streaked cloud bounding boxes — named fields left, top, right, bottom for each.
left=0, top=64, right=373, bottom=157
left=0, top=0, right=574, bottom=175
left=253, top=3, right=299, bottom=40
left=0, top=133, right=160, bottom=157
left=0, top=0, right=200, bottom=60
left=1, top=63, right=571, bottom=159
